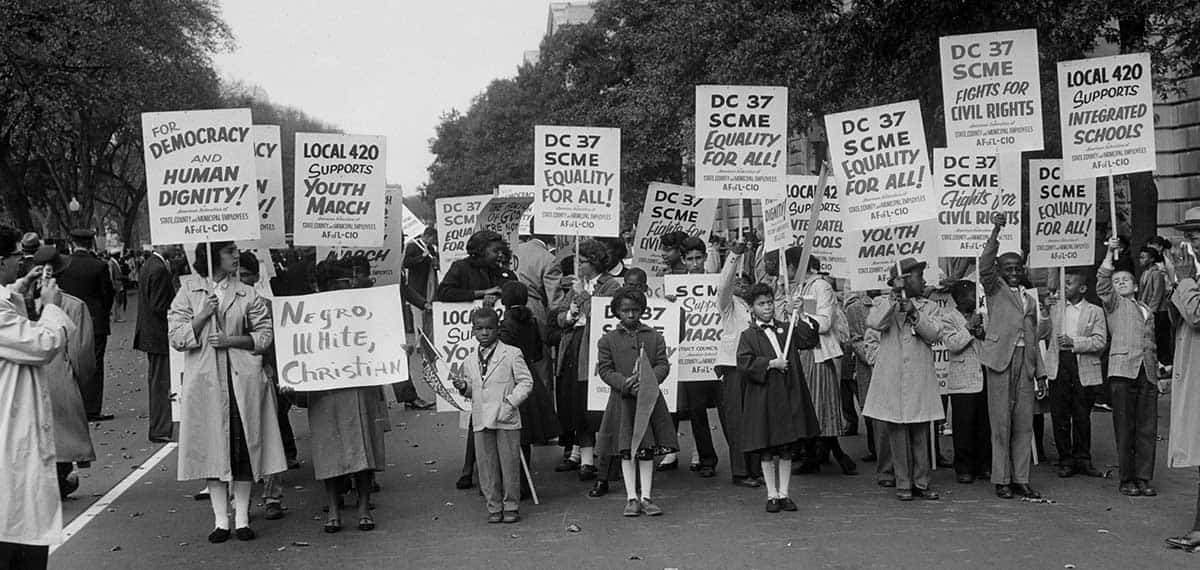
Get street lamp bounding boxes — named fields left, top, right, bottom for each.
left=68, top=197, right=80, bottom=214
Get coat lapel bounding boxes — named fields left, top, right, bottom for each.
left=481, top=345, right=509, bottom=385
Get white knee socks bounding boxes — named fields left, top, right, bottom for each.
left=207, top=481, right=229, bottom=529
left=621, top=459, right=638, bottom=500
left=232, top=481, right=252, bottom=529
left=778, top=459, right=793, bottom=499
left=761, top=459, right=779, bottom=499
left=580, top=446, right=595, bottom=467
left=638, top=460, right=655, bottom=500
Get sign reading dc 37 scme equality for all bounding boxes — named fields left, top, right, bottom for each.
left=694, top=85, right=788, bottom=198
left=141, top=108, right=260, bottom=245
left=534, top=125, right=620, bottom=237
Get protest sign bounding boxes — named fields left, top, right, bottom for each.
left=784, top=175, right=848, bottom=279
left=251, top=126, right=287, bottom=247
left=497, top=184, right=536, bottom=236
left=534, top=125, right=620, bottom=236
left=316, top=186, right=406, bottom=286
left=933, top=150, right=1021, bottom=255
left=630, top=182, right=718, bottom=296
left=925, top=289, right=981, bottom=395
left=587, top=297, right=679, bottom=412
left=939, top=29, right=1044, bottom=152
left=1028, top=159, right=1097, bottom=268
left=293, top=133, right=387, bottom=247
left=141, top=108, right=260, bottom=245
left=273, top=285, right=408, bottom=392
left=761, top=197, right=792, bottom=254
left=475, top=196, right=533, bottom=246
left=1057, top=52, right=1156, bottom=179
left=399, top=200, right=427, bottom=240
left=694, top=85, right=788, bottom=198
left=825, top=100, right=935, bottom=229
left=429, top=302, right=506, bottom=412
left=845, top=219, right=939, bottom=291
left=436, top=194, right=491, bottom=266
left=664, top=274, right=722, bottom=382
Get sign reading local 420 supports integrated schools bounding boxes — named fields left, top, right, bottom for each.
left=825, top=100, right=935, bottom=229
left=664, top=274, right=722, bottom=382
left=845, top=219, right=939, bottom=291
left=1057, top=52, right=1156, bottom=180
left=695, top=85, right=788, bottom=198
left=534, top=126, right=620, bottom=237
left=436, top=194, right=490, bottom=267
left=251, top=125, right=287, bottom=248
left=631, top=182, right=718, bottom=297
left=1027, top=159, right=1097, bottom=268
left=933, top=150, right=1021, bottom=255
left=293, top=133, right=387, bottom=247
left=274, top=286, right=408, bottom=392
left=587, top=297, right=679, bottom=413
left=939, top=29, right=1044, bottom=152
left=141, top=108, right=260, bottom=245
left=784, top=175, right=849, bottom=279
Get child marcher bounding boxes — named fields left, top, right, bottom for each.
left=736, top=283, right=821, bottom=512
left=941, top=280, right=991, bottom=484
left=595, top=287, right=678, bottom=517
left=1098, top=237, right=1162, bottom=496
left=1045, top=269, right=1107, bottom=478
left=453, top=308, right=533, bottom=523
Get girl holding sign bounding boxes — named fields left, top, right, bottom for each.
left=167, top=242, right=286, bottom=543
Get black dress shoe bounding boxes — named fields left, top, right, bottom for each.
left=779, top=497, right=798, bottom=511
left=455, top=475, right=473, bottom=489
left=1012, top=484, right=1040, bottom=499
left=765, top=498, right=781, bottom=513
left=913, top=487, right=940, bottom=500
left=995, top=484, right=1014, bottom=499
left=697, top=466, right=716, bottom=478
left=404, top=398, right=435, bottom=410
left=1165, top=535, right=1200, bottom=551
left=587, top=481, right=609, bottom=497
left=1057, top=465, right=1075, bottom=478
left=88, top=414, right=115, bottom=422
left=235, top=527, right=255, bottom=541
left=860, top=454, right=877, bottom=463
left=956, top=473, right=974, bottom=484
left=655, top=459, right=678, bottom=472
left=732, top=477, right=761, bottom=488
left=1119, top=481, right=1141, bottom=496
left=1076, top=465, right=1103, bottom=478
left=1136, top=480, right=1157, bottom=497
left=578, top=464, right=598, bottom=481
left=487, top=512, right=503, bottom=524
left=877, top=479, right=897, bottom=488
left=264, top=502, right=284, bottom=520
left=208, top=528, right=231, bottom=543
left=836, top=456, right=858, bottom=476
left=555, top=458, right=580, bottom=472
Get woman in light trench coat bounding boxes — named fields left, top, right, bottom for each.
left=168, top=242, right=286, bottom=544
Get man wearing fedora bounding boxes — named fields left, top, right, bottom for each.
left=1165, top=207, right=1200, bottom=551
left=57, top=229, right=115, bottom=422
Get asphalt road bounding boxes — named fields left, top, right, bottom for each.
left=48, top=302, right=1199, bottom=569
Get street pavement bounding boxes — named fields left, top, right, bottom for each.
left=48, top=301, right=1199, bottom=569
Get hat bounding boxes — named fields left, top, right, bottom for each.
left=20, top=232, right=40, bottom=254
left=31, top=245, right=71, bottom=275
left=1177, top=207, right=1200, bottom=232
left=888, top=257, right=927, bottom=280
left=69, top=229, right=95, bottom=243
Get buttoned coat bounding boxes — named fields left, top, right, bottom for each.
left=460, top=342, right=533, bottom=431
left=1169, top=278, right=1200, bottom=467
left=862, top=296, right=946, bottom=424
left=1097, top=265, right=1157, bottom=381
left=978, top=237, right=1045, bottom=378
left=134, top=253, right=175, bottom=354
left=941, top=308, right=985, bottom=395
left=1043, top=300, right=1107, bottom=386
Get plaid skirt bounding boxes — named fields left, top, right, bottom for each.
left=800, top=350, right=845, bottom=437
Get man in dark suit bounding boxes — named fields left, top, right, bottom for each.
left=58, top=229, right=115, bottom=421
left=134, top=245, right=177, bottom=442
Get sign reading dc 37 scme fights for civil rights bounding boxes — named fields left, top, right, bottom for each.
left=694, top=85, right=788, bottom=198
left=1057, top=52, right=1156, bottom=180
left=1028, top=159, right=1097, bottom=268
left=274, top=285, right=408, bottom=392
left=933, top=150, right=1021, bottom=255
left=825, top=100, right=935, bottom=230
left=631, top=182, right=719, bottom=297
left=845, top=219, right=940, bottom=291
left=939, top=29, right=1044, bottom=152
left=534, top=126, right=620, bottom=237
left=293, top=133, right=387, bottom=247
left=251, top=125, right=287, bottom=247
left=141, top=108, right=260, bottom=244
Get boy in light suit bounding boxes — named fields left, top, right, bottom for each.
left=1045, top=269, right=1108, bottom=478
left=453, top=309, right=533, bottom=523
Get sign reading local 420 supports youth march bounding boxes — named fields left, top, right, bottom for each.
left=141, top=108, right=260, bottom=245
left=1057, top=52, right=1156, bottom=180
left=664, top=274, right=722, bottom=382
left=534, top=126, right=620, bottom=237
left=933, top=150, right=1021, bottom=255
left=845, top=219, right=939, bottom=291
left=274, top=285, right=408, bottom=392
left=293, top=133, right=387, bottom=247
left=825, top=100, right=935, bottom=229
left=695, top=85, right=788, bottom=198
left=436, top=194, right=490, bottom=267
left=1028, top=159, right=1097, bottom=268
left=251, top=125, right=287, bottom=248
left=631, top=182, right=718, bottom=297
left=587, top=297, right=679, bottom=413
left=939, top=29, right=1044, bottom=152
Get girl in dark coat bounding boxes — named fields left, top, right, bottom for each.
left=498, top=281, right=559, bottom=447
left=737, top=283, right=821, bottom=513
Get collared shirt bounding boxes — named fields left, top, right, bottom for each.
left=757, top=320, right=784, bottom=358
left=478, top=343, right=497, bottom=377
left=1011, top=286, right=1028, bottom=346
left=1063, top=299, right=1083, bottom=338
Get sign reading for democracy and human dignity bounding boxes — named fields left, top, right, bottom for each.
left=141, top=108, right=260, bottom=245
left=317, top=186, right=406, bottom=286
left=1057, top=52, right=1156, bottom=180
left=664, top=274, right=722, bottom=382
left=1028, top=159, right=1097, bottom=268
left=783, top=175, right=848, bottom=279
left=631, top=182, right=718, bottom=297
left=430, top=302, right=507, bottom=412
left=293, top=133, right=387, bottom=247
left=534, top=126, right=620, bottom=236
left=274, top=285, right=408, bottom=391
left=939, top=29, right=1044, bottom=152
left=825, top=100, right=935, bottom=229
left=436, top=195, right=490, bottom=267
left=845, top=219, right=940, bottom=291
left=587, top=297, right=679, bottom=413
left=933, top=150, right=1022, bottom=255
left=694, top=85, right=788, bottom=198
left=251, top=125, right=287, bottom=248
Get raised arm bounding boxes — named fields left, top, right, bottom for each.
left=940, top=308, right=974, bottom=353
left=866, top=296, right=896, bottom=332
left=913, top=302, right=943, bottom=344
left=717, top=247, right=745, bottom=311
left=979, top=214, right=1005, bottom=294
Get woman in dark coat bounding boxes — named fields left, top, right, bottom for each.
left=737, top=283, right=821, bottom=513
left=498, top=281, right=559, bottom=446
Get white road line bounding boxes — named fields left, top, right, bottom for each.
left=50, top=442, right=178, bottom=555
